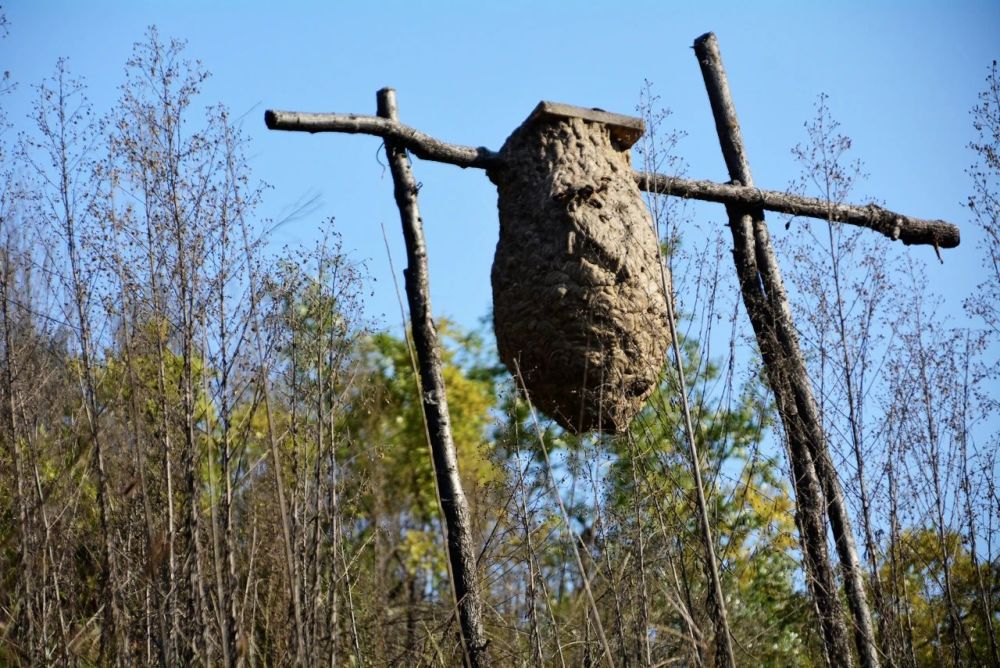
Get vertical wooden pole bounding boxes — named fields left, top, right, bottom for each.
left=376, top=88, right=490, bottom=667
left=693, top=32, right=880, bottom=668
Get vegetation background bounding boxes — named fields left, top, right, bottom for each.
left=0, top=2, right=997, bottom=666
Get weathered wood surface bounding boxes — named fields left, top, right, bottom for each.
left=265, top=108, right=501, bottom=169
left=694, top=31, right=880, bottom=668
left=637, top=172, right=959, bottom=248
left=375, top=88, right=490, bottom=667
left=527, top=101, right=646, bottom=148
left=265, top=108, right=960, bottom=249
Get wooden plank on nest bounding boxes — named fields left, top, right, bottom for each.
left=527, top=101, right=645, bottom=148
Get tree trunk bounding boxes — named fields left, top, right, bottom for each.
left=376, top=87, right=490, bottom=667
left=692, top=31, right=880, bottom=668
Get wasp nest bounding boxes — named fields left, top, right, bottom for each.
left=488, top=103, right=670, bottom=434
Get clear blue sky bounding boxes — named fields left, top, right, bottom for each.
left=3, top=0, right=998, bottom=333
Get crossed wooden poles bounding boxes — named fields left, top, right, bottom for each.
left=266, top=32, right=957, bottom=668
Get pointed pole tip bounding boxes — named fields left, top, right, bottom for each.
left=694, top=32, right=717, bottom=48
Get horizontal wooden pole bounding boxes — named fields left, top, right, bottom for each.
left=636, top=173, right=960, bottom=249
left=265, top=109, right=502, bottom=169
left=265, top=108, right=960, bottom=249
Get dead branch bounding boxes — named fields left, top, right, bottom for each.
left=264, top=109, right=960, bottom=249
left=637, top=173, right=959, bottom=248
left=264, top=109, right=502, bottom=169
left=375, top=88, right=490, bottom=667
left=694, top=31, right=880, bottom=668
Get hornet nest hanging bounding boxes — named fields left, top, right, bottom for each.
left=488, top=102, right=670, bottom=434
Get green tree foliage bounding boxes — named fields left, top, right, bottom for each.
left=1, top=23, right=997, bottom=668
left=344, top=323, right=499, bottom=582
left=617, top=342, right=815, bottom=665
left=883, top=528, right=1000, bottom=666
left=480, top=329, right=816, bottom=665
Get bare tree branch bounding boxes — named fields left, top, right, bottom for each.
left=693, top=31, right=879, bottom=668
left=264, top=109, right=502, bottom=169
left=375, top=88, right=490, bottom=667
left=637, top=172, right=959, bottom=248
left=265, top=109, right=960, bottom=249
